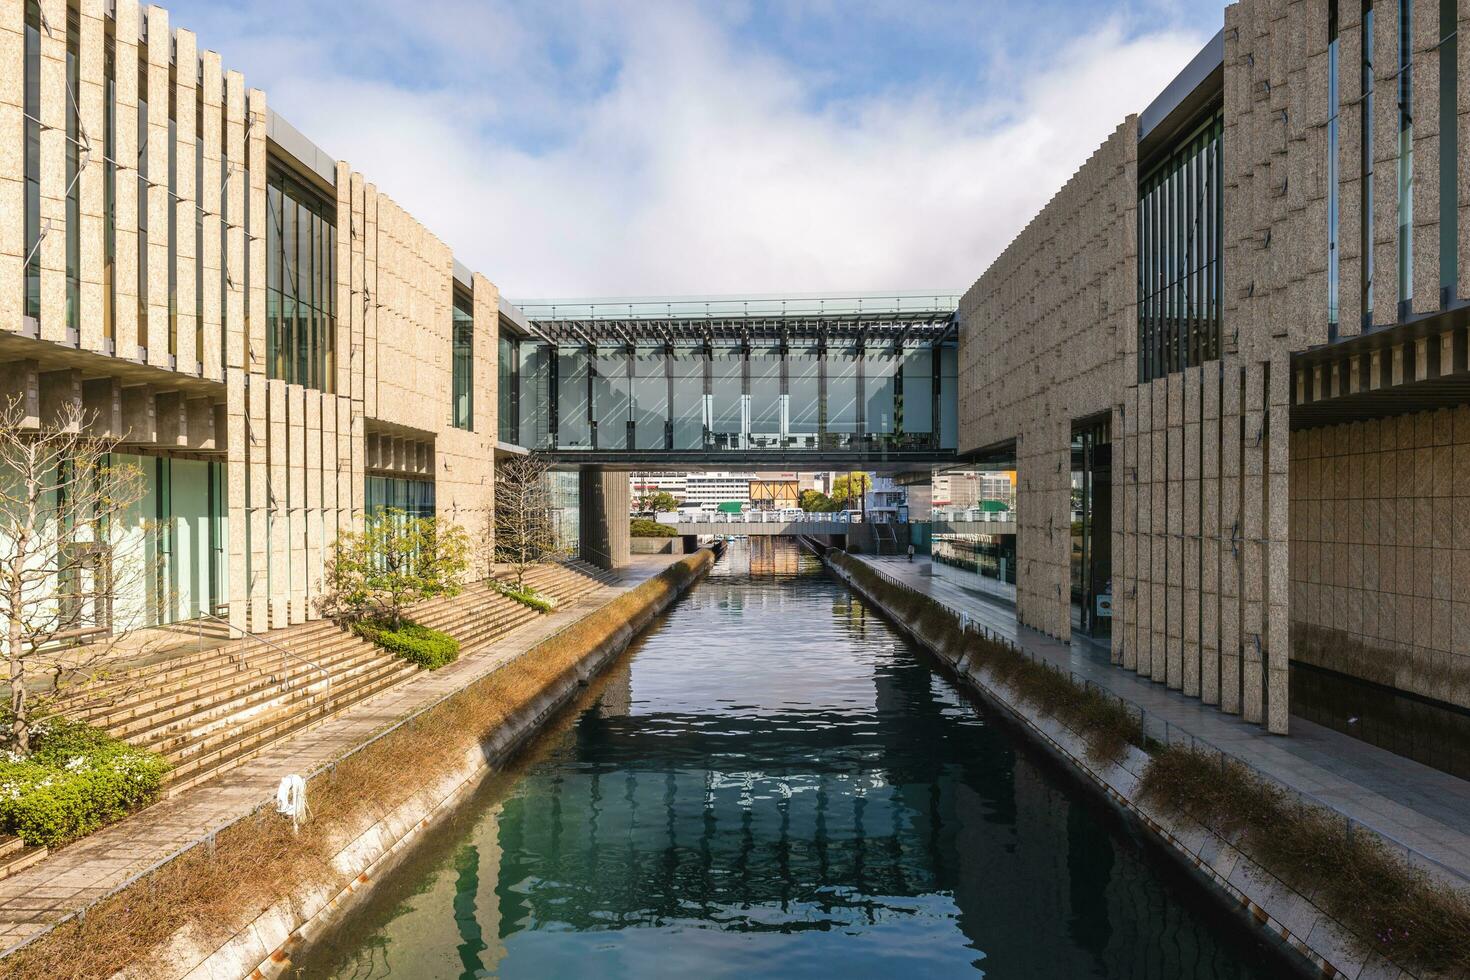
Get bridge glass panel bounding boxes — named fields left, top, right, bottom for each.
left=902, top=347, right=933, bottom=441
left=788, top=343, right=820, bottom=449
left=826, top=343, right=859, bottom=448
left=749, top=344, right=782, bottom=449
left=519, top=341, right=552, bottom=449
left=710, top=345, right=743, bottom=450
left=865, top=346, right=899, bottom=444
left=633, top=345, right=668, bottom=450
left=556, top=346, right=591, bottom=449
left=593, top=346, right=630, bottom=450
left=670, top=344, right=705, bottom=450
left=939, top=345, right=958, bottom=449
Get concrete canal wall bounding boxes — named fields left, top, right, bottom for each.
left=121, top=551, right=714, bottom=980
left=824, top=550, right=1417, bottom=980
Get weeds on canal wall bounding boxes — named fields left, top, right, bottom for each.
left=828, top=551, right=1143, bottom=764
left=1141, top=746, right=1470, bottom=977
left=828, top=550, right=1470, bottom=978
left=0, top=551, right=714, bottom=980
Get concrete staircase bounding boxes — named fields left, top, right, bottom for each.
left=51, top=562, right=621, bottom=801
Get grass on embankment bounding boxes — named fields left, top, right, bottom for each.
left=0, top=551, right=713, bottom=980
left=829, top=549, right=1470, bottom=977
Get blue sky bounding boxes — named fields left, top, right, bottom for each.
left=161, top=0, right=1224, bottom=298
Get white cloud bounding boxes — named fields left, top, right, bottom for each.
left=183, top=3, right=1207, bottom=299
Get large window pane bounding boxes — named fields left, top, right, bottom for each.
left=788, top=345, right=819, bottom=449
left=593, top=347, right=629, bottom=450
left=556, top=347, right=590, bottom=449
left=710, top=345, right=743, bottom=450
left=749, top=345, right=782, bottom=449
left=901, top=348, right=934, bottom=438
left=825, top=345, right=859, bottom=447
left=865, top=347, right=899, bottom=439
left=632, top=346, right=668, bottom=450
left=451, top=289, right=474, bottom=429
left=265, top=166, right=335, bottom=391
left=671, top=345, right=705, bottom=450
left=519, top=341, right=551, bottom=449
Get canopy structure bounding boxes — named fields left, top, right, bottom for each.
left=513, top=292, right=960, bottom=347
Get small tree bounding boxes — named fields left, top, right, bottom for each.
left=829, top=472, right=872, bottom=508
left=1, top=398, right=156, bottom=754
left=636, top=490, right=679, bottom=514
left=318, top=510, right=469, bottom=628
left=493, top=454, right=568, bottom=590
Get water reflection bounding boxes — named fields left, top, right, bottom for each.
left=294, top=540, right=1278, bottom=979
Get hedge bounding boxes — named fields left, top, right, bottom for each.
left=630, top=517, right=678, bottom=537
left=354, top=619, right=460, bottom=669
left=497, top=583, right=556, bottom=613
left=0, top=717, right=170, bottom=848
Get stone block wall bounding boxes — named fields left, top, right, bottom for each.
left=1290, top=406, right=1470, bottom=710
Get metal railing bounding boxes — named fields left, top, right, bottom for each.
left=194, top=610, right=332, bottom=697
left=842, top=556, right=1470, bottom=893
left=654, top=510, right=864, bottom=526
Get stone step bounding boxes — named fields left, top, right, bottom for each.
left=157, top=656, right=407, bottom=765
left=90, top=631, right=377, bottom=733
left=162, top=660, right=419, bottom=797
left=119, top=644, right=391, bottom=749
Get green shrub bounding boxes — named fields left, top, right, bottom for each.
left=0, top=717, right=170, bottom=848
left=630, top=517, right=677, bottom=537
left=354, top=619, right=460, bottom=669
left=497, top=583, right=557, bottom=613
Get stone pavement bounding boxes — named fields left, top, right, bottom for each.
left=857, top=554, right=1470, bottom=890
left=0, top=556, right=679, bottom=953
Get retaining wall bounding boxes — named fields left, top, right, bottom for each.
left=825, top=550, right=1405, bottom=980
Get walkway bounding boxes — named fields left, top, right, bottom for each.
left=0, top=556, right=680, bottom=953
left=856, top=555, right=1470, bottom=891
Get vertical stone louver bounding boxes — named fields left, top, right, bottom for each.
left=0, top=0, right=500, bottom=638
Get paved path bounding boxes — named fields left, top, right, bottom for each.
left=857, top=555, right=1470, bottom=890
left=0, top=556, right=680, bottom=952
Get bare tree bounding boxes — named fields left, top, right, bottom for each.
left=1, top=397, right=157, bottom=753
left=492, top=454, right=568, bottom=590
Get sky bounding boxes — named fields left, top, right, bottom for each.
left=161, top=0, right=1223, bottom=300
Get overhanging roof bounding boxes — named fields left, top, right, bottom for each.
left=510, top=291, right=960, bottom=345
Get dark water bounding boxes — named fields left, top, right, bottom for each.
left=293, top=539, right=1283, bottom=979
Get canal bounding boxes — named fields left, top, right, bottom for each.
left=292, top=539, right=1283, bottom=978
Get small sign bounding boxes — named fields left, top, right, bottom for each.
left=1096, top=594, right=1113, bottom=618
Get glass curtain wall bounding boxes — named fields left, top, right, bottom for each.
left=507, top=339, right=953, bottom=455
left=1137, top=107, right=1223, bottom=384
left=632, top=346, right=667, bottom=450
left=592, top=346, right=630, bottom=450
left=265, top=165, right=336, bottom=390
left=451, top=289, right=473, bottom=429
left=671, top=344, right=705, bottom=450
left=498, top=333, right=517, bottom=443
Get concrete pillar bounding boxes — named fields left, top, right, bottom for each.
left=579, top=466, right=630, bottom=570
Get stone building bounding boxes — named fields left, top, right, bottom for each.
left=958, top=0, right=1470, bottom=737
left=0, top=0, right=503, bottom=637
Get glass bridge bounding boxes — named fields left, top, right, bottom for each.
left=497, top=292, right=960, bottom=467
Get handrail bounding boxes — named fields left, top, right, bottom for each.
left=841, top=555, right=1470, bottom=893
left=194, top=610, right=332, bottom=695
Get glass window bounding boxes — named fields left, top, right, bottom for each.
left=902, top=347, right=934, bottom=437
left=749, top=344, right=782, bottom=449
left=1361, top=0, right=1375, bottom=324
left=939, top=345, right=958, bottom=450
left=865, top=346, right=899, bottom=440
left=556, top=346, right=590, bottom=449
left=23, top=1, right=39, bottom=322
left=787, top=344, right=819, bottom=448
left=265, top=165, right=335, bottom=390
left=709, top=345, right=743, bottom=450
left=498, top=333, right=517, bottom=443
left=592, top=347, right=629, bottom=450
left=66, top=7, right=79, bottom=332
left=1397, top=0, right=1413, bottom=307
left=1441, top=0, right=1458, bottom=299
left=1327, top=2, right=1340, bottom=332
left=518, top=341, right=551, bottom=449
left=632, top=346, right=667, bottom=450
left=451, top=288, right=474, bottom=430
left=825, top=344, right=859, bottom=447
left=671, top=344, right=705, bottom=450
